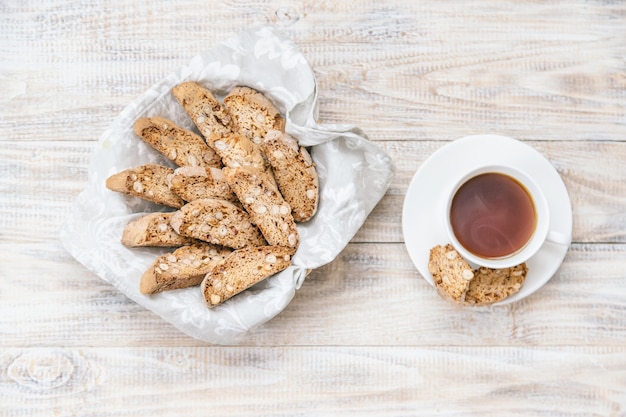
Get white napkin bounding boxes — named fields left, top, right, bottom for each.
left=60, top=26, right=396, bottom=344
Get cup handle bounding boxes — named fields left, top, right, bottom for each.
left=546, top=230, right=571, bottom=247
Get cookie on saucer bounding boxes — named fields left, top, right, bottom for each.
left=428, top=244, right=527, bottom=306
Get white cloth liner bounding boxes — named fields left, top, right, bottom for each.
left=60, top=26, right=396, bottom=344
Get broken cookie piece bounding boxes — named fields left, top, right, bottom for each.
left=428, top=243, right=528, bottom=306
left=464, top=263, right=528, bottom=306
left=428, top=244, right=475, bottom=304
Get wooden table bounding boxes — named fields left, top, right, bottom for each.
left=2, top=1, right=625, bottom=415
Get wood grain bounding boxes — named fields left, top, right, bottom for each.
left=2, top=242, right=624, bottom=347
left=1, top=1, right=626, bottom=415
left=1, top=346, right=624, bottom=416
left=1, top=1, right=625, bottom=142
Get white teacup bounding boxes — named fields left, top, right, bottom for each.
left=444, top=165, right=569, bottom=269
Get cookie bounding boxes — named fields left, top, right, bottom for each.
left=428, top=244, right=475, bottom=304
left=105, top=164, right=184, bottom=208
left=171, top=81, right=233, bottom=141
left=222, top=166, right=299, bottom=252
left=262, top=130, right=319, bottom=222
left=133, top=116, right=222, bottom=168
left=223, top=86, right=285, bottom=145
left=168, top=166, right=238, bottom=203
left=139, top=243, right=232, bottom=294
left=211, top=132, right=267, bottom=171
left=170, top=198, right=267, bottom=249
left=464, top=263, right=528, bottom=306
left=121, top=212, right=196, bottom=247
left=201, top=245, right=292, bottom=307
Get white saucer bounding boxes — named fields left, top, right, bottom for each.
left=402, top=134, right=572, bottom=305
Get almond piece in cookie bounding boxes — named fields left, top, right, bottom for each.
left=262, top=130, right=319, bottom=222
left=170, top=198, right=267, bottom=249
left=428, top=244, right=475, bottom=304
left=171, top=81, right=233, bottom=141
left=133, top=116, right=222, bottom=168
left=168, top=166, right=238, bottom=203
left=464, top=263, right=528, bottom=306
left=222, top=166, right=299, bottom=252
left=122, top=212, right=196, bottom=247
left=140, top=242, right=232, bottom=294
left=105, top=164, right=184, bottom=208
left=201, top=245, right=292, bottom=308
left=223, top=86, right=285, bottom=146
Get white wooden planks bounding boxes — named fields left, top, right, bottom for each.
left=1, top=0, right=626, bottom=415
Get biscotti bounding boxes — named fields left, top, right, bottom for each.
left=133, top=116, right=222, bottom=168
left=464, top=264, right=528, bottom=306
left=122, top=212, right=196, bottom=247
left=428, top=244, right=528, bottom=306
left=223, top=86, right=285, bottom=145
left=201, top=245, right=292, bottom=307
left=222, top=166, right=299, bottom=252
left=171, top=81, right=233, bottom=140
left=112, top=82, right=325, bottom=306
left=262, top=130, right=319, bottom=222
left=140, top=243, right=232, bottom=294
left=428, top=244, right=475, bottom=304
left=170, top=198, right=267, bottom=249
left=211, top=132, right=267, bottom=171
left=168, top=166, right=238, bottom=203
left=105, top=164, right=184, bottom=208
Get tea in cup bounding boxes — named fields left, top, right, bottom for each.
left=444, top=165, right=568, bottom=269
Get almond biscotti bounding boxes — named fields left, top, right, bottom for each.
left=262, top=130, right=319, bottom=222
left=171, top=81, right=233, bottom=141
left=222, top=166, right=299, bottom=252
left=211, top=132, right=267, bottom=171
left=428, top=244, right=475, bottom=304
left=168, top=166, right=238, bottom=203
left=171, top=82, right=270, bottom=171
left=428, top=244, right=528, bottom=306
left=139, top=242, right=232, bottom=294
left=170, top=198, right=267, bottom=249
left=201, top=245, right=292, bottom=307
left=223, top=86, right=286, bottom=145
left=133, top=116, right=222, bottom=168
left=105, top=164, right=184, bottom=208
left=464, top=263, right=527, bottom=306
left=122, top=212, right=196, bottom=247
